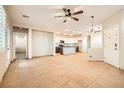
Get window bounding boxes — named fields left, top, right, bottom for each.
left=0, top=5, right=6, bottom=48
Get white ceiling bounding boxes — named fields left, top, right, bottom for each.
left=5, top=5, right=124, bottom=35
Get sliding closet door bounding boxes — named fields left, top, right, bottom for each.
left=32, top=30, right=54, bottom=57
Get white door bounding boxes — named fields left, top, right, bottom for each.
left=104, top=24, right=119, bottom=68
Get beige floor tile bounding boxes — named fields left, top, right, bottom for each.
left=1, top=53, right=124, bottom=88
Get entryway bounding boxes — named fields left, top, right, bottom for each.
left=13, top=26, right=28, bottom=59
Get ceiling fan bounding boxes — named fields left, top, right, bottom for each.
left=55, top=8, right=83, bottom=23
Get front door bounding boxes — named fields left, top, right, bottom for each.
left=104, top=24, right=119, bottom=68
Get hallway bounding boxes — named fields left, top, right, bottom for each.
left=16, top=52, right=26, bottom=59
left=1, top=53, right=124, bottom=88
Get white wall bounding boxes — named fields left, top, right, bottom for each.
left=32, top=30, right=54, bottom=57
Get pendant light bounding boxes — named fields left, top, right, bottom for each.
left=91, top=16, right=94, bottom=32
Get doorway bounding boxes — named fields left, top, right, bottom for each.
left=13, top=26, right=28, bottom=59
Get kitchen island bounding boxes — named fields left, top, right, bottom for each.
left=60, top=47, right=76, bottom=55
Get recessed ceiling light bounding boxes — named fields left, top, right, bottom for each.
left=22, top=14, right=30, bottom=18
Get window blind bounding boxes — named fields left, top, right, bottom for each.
left=0, top=5, right=6, bottom=48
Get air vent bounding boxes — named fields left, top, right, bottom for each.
left=22, top=14, right=30, bottom=18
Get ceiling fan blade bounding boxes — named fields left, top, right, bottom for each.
left=63, top=19, right=66, bottom=23
left=62, top=8, right=67, bottom=13
left=71, top=17, right=79, bottom=21
left=72, top=10, right=83, bottom=15
left=55, top=16, right=65, bottom=18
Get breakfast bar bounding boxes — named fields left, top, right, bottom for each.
left=62, top=47, right=76, bottom=55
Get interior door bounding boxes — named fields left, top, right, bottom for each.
left=104, top=24, right=119, bottom=68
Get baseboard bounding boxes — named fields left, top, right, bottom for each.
left=88, top=60, right=104, bottom=62
left=104, top=61, right=120, bottom=69
left=32, top=54, right=54, bottom=59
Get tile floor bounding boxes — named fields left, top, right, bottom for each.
left=1, top=53, right=124, bottom=88
left=16, top=52, right=26, bottom=59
